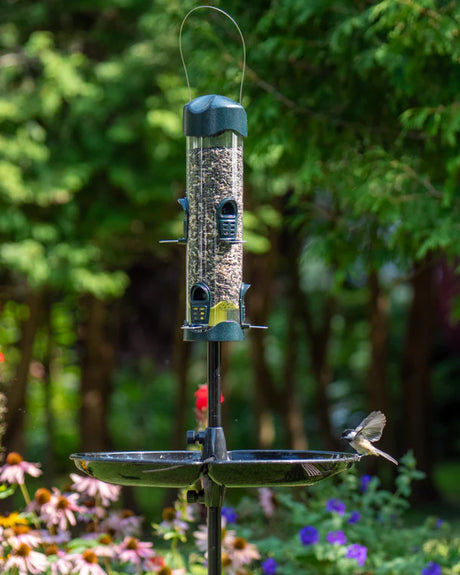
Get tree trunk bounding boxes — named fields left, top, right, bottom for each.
left=79, top=295, right=117, bottom=452
left=365, top=269, right=393, bottom=475
left=298, top=288, right=338, bottom=451
left=247, top=246, right=279, bottom=448
left=281, top=232, right=308, bottom=449
left=282, top=306, right=308, bottom=450
left=4, top=290, right=44, bottom=455
left=401, top=257, right=438, bottom=500
left=42, top=297, right=56, bottom=483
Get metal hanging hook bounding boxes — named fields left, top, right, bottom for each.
left=179, top=5, right=246, bottom=104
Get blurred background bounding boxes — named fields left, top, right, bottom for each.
left=0, top=0, right=459, bottom=517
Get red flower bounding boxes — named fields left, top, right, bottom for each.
left=194, top=385, right=224, bottom=411
left=0, top=351, right=4, bottom=363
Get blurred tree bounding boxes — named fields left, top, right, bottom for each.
left=223, top=0, right=459, bottom=494
left=0, top=0, right=192, bottom=454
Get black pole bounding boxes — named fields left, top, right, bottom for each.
left=207, top=506, right=222, bottom=575
left=207, top=341, right=222, bottom=575
left=208, top=341, right=221, bottom=428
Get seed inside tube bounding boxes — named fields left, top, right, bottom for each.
left=186, top=137, right=244, bottom=328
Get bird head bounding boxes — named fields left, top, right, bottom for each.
left=341, top=429, right=355, bottom=441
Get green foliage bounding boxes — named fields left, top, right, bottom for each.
left=0, top=0, right=192, bottom=297
left=109, top=360, right=193, bottom=452
left=1, top=0, right=458, bottom=289
left=0, top=0, right=458, bottom=289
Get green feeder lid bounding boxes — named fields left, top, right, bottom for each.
left=183, top=94, right=247, bottom=137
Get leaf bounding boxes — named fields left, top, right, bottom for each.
left=0, top=484, right=16, bottom=499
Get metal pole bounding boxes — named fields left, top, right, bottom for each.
left=208, top=341, right=221, bottom=427
left=207, top=506, right=222, bottom=575
left=207, top=341, right=222, bottom=575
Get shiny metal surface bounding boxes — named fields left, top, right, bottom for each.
left=71, top=449, right=358, bottom=488
left=70, top=451, right=203, bottom=488
left=208, top=450, right=359, bottom=487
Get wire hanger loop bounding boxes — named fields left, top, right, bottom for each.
left=179, top=5, right=246, bottom=104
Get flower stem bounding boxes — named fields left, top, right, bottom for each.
left=19, top=482, right=31, bottom=505
left=104, top=557, right=114, bottom=575
left=19, top=482, right=41, bottom=529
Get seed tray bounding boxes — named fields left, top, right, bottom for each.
left=207, top=450, right=359, bottom=488
left=70, top=451, right=203, bottom=488
left=71, top=450, right=358, bottom=489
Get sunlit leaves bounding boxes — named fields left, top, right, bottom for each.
left=401, top=102, right=460, bottom=146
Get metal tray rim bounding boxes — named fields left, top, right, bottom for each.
left=213, top=449, right=360, bottom=464
left=70, top=451, right=203, bottom=464
left=70, top=449, right=359, bottom=465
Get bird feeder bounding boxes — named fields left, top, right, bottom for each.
left=70, top=8, right=359, bottom=575
left=182, top=94, right=247, bottom=341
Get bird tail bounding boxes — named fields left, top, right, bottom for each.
left=374, top=447, right=398, bottom=466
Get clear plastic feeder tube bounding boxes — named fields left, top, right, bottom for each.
left=186, top=131, right=244, bottom=328
left=182, top=93, right=248, bottom=341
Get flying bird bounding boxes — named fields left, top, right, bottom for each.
left=341, top=411, right=398, bottom=465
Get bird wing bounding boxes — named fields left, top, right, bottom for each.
left=355, top=411, right=386, bottom=442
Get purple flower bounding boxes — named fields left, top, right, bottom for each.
left=221, top=507, right=237, bottom=524
left=347, top=511, right=361, bottom=524
left=345, top=544, right=367, bottom=567
left=326, top=498, right=346, bottom=515
left=360, top=475, right=372, bottom=492
left=435, top=519, right=444, bottom=529
left=262, top=557, right=278, bottom=574
left=299, top=526, right=319, bottom=546
left=326, top=530, right=347, bottom=545
left=421, top=562, right=442, bottom=575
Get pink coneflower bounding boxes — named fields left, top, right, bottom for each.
left=193, top=524, right=237, bottom=554
left=154, top=568, right=186, bottom=575
left=28, top=487, right=52, bottom=517
left=100, top=509, right=142, bottom=538
left=193, top=524, right=208, bottom=552
left=92, top=534, right=117, bottom=559
left=70, top=473, right=121, bottom=507
left=70, top=550, right=107, bottom=575
left=4, top=524, right=42, bottom=548
left=227, top=536, right=260, bottom=569
left=77, top=497, right=106, bottom=523
left=0, top=452, right=42, bottom=485
left=4, top=543, right=48, bottom=575
left=258, top=487, right=276, bottom=518
left=158, top=506, right=189, bottom=535
left=117, top=536, right=156, bottom=567
left=41, top=489, right=81, bottom=531
left=46, top=547, right=73, bottom=575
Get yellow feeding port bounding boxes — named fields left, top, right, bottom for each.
left=208, top=301, right=239, bottom=326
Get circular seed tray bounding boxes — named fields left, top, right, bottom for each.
left=71, top=450, right=359, bottom=488
left=70, top=451, right=203, bottom=488
left=208, top=450, right=359, bottom=487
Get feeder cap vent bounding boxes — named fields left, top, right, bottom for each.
left=183, top=94, right=247, bottom=137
